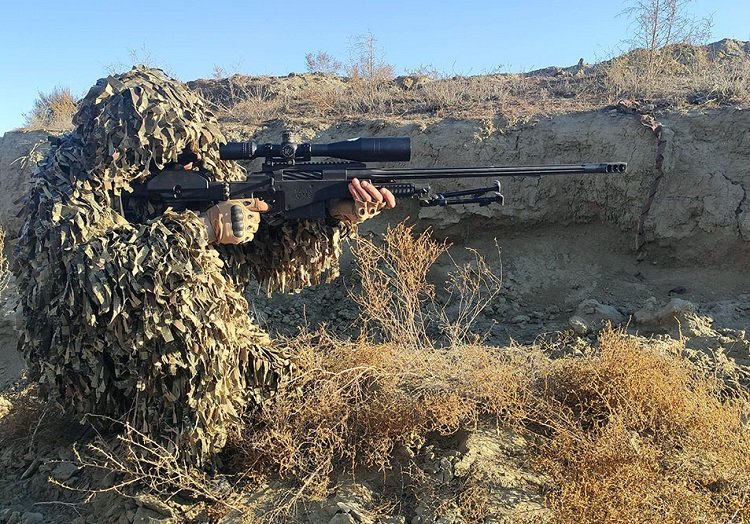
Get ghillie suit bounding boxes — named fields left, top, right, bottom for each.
left=13, top=67, right=353, bottom=463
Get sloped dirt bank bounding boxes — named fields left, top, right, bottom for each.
left=244, top=108, right=750, bottom=349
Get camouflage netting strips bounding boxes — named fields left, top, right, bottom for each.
left=13, top=67, right=354, bottom=464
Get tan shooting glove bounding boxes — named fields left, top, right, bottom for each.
left=328, top=199, right=387, bottom=225
left=202, top=199, right=265, bottom=244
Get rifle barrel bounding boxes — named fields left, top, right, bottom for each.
left=364, top=163, right=626, bottom=181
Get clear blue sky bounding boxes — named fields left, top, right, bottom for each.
left=1, top=0, right=747, bottom=134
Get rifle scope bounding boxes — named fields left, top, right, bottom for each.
left=220, top=137, right=411, bottom=163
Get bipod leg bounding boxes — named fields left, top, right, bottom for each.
left=420, top=181, right=504, bottom=207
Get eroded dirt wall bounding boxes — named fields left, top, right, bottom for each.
left=245, top=107, right=750, bottom=261
left=0, top=131, right=49, bottom=239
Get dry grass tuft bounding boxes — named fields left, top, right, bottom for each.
left=0, top=385, right=47, bottom=447
left=535, top=329, right=750, bottom=523
left=47, top=324, right=750, bottom=522
left=211, top=72, right=602, bottom=128
left=229, top=331, right=535, bottom=502
left=23, top=87, right=78, bottom=131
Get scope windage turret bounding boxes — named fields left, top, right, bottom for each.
left=219, top=137, right=411, bottom=162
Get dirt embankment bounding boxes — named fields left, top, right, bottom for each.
left=236, top=109, right=750, bottom=349
left=236, top=106, right=749, bottom=260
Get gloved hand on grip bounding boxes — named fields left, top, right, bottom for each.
left=202, top=198, right=269, bottom=244
left=328, top=178, right=396, bottom=225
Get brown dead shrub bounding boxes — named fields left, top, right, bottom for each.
left=351, top=224, right=502, bottom=348
left=351, top=224, right=447, bottom=348
left=535, top=329, right=750, bottom=523
left=230, top=331, right=535, bottom=499
left=223, top=84, right=287, bottom=125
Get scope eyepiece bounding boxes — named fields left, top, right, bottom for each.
left=219, top=141, right=256, bottom=160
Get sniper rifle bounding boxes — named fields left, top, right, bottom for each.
left=128, top=132, right=626, bottom=222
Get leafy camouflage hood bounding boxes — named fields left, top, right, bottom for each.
left=72, top=66, right=243, bottom=187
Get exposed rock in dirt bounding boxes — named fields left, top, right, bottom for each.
left=632, top=295, right=750, bottom=372
left=635, top=297, right=698, bottom=330
left=568, top=299, right=626, bottom=334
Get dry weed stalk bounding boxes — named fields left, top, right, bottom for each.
left=351, top=224, right=447, bottom=349
left=437, top=247, right=502, bottom=346
left=57, top=419, right=240, bottom=510
left=351, top=224, right=502, bottom=349
left=226, top=225, right=529, bottom=517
